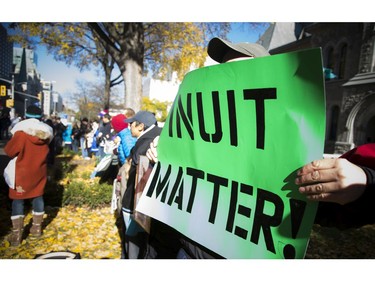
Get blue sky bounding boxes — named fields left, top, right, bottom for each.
left=36, top=23, right=270, bottom=97
left=37, top=49, right=101, bottom=95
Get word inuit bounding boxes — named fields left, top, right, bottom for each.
left=146, top=161, right=288, bottom=255
left=167, top=88, right=277, bottom=149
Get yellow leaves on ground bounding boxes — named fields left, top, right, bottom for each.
left=0, top=206, right=122, bottom=259
left=0, top=154, right=122, bottom=259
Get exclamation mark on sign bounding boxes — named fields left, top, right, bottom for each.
left=283, top=199, right=307, bottom=259
left=290, top=199, right=307, bottom=239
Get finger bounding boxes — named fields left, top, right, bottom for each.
left=298, top=181, right=339, bottom=195
left=146, top=149, right=154, bottom=161
left=304, top=191, right=356, bottom=205
left=305, top=192, right=336, bottom=203
left=297, top=158, right=338, bottom=175
left=295, top=170, right=321, bottom=185
left=150, top=140, right=156, bottom=149
left=295, top=167, right=338, bottom=185
left=146, top=148, right=158, bottom=163
left=151, top=147, right=157, bottom=158
left=300, top=183, right=366, bottom=205
left=152, top=136, right=159, bottom=148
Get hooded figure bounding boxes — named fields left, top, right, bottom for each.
left=4, top=105, right=53, bottom=246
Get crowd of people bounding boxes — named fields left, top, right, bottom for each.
left=2, top=36, right=375, bottom=259
left=0, top=107, right=71, bottom=163
left=0, top=107, right=12, bottom=140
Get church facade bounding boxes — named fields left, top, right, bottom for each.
left=264, top=23, right=375, bottom=154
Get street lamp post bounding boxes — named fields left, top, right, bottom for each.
left=1, top=76, right=42, bottom=118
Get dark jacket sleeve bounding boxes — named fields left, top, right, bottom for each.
left=315, top=144, right=375, bottom=228
left=361, top=166, right=375, bottom=187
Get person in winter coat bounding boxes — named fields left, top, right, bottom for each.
left=90, top=113, right=135, bottom=182
left=0, top=109, right=11, bottom=140
left=87, top=120, right=99, bottom=158
left=78, top=117, right=92, bottom=160
left=70, top=121, right=80, bottom=153
left=62, top=122, right=73, bottom=150
left=97, top=113, right=112, bottom=161
left=4, top=105, right=53, bottom=246
left=121, top=110, right=163, bottom=259
left=111, top=113, right=137, bottom=165
left=52, top=116, right=67, bottom=155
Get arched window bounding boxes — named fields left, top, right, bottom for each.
left=329, top=105, right=340, bottom=140
left=324, top=47, right=336, bottom=80
left=338, top=44, right=347, bottom=79
left=326, top=47, right=335, bottom=71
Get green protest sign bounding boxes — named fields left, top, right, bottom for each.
left=136, top=48, right=326, bottom=259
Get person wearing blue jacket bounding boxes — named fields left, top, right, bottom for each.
left=62, top=122, right=73, bottom=150
left=111, top=113, right=137, bottom=165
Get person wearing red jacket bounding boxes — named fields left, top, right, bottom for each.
left=4, top=105, right=53, bottom=246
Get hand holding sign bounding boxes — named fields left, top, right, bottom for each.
left=146, top=136, right=159, bottom=163
left=296, top=158, right=367, bottom=205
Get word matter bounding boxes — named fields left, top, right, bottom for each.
left=145, top=161, right=305, bottom=258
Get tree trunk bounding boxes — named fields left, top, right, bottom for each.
left=104, top=66, right=111, bottom=110
left=123, top=59, right=142, bottom=112
left=122, top=23, right=144, bottom=112
left=88, top=23, right=145, bottom=112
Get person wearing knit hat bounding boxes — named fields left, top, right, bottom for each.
left=25, top=105, right=43, bottom=119
left=111, top=113, right=136, bottom=165
left=98, top=109, right=109, bottom=118
left=111, top=114, right=128, bottom=133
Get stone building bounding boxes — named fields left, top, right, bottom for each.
left=0, top=24, right=13, bottom=110
left=13, top=47, right=43, bottom=116
left=261, top=23, right=375, bottom=154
